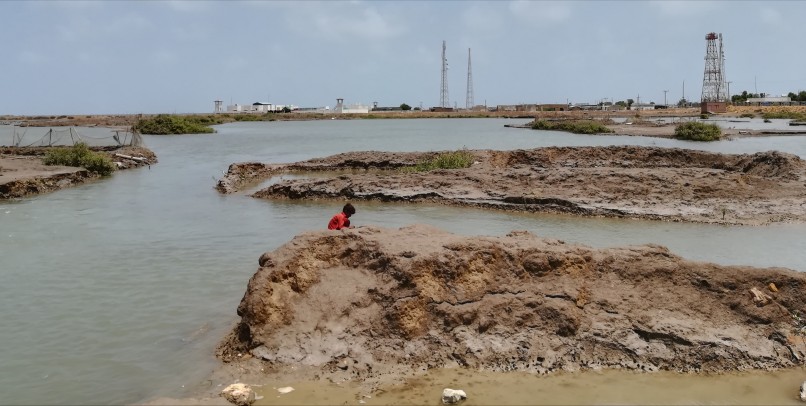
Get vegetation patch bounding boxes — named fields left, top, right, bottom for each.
left=530, top=120, right=614, bottom=134
left=43, top=142, right=115, bottom=176
left=404, top=150, right=475, bottom=172
left=134, top=114, right=218, bottom=134
left=739, top=113, right=755, bottom=118
left=761, top=111, right=806, bottom=121
left=674, top=122, right=722, bottom=141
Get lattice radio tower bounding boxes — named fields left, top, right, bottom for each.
left=465, top=48, right=474, bottom=109
left=701, top=32, right=728, bottom=102
left=440, top=40, right=450, bottom=108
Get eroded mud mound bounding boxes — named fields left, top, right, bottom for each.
left=241, top=146, right=806, bottom=225
left=218, top=225, right=806, bottom=386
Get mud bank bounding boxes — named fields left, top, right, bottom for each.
left=220, top=146, right=806, bottom=225
left=0, top=146, right=157, bottom=199
left=216, top=225, right=806, bottom=394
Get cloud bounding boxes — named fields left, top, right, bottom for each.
left=162, top=1, right=212, bottom=13
left=463, top=4, right=504, bottom=33
left=18, top=50, right=48, bottom=65
left=55, top=16, right=92, bottom=42
left=508, top=1, right=572, bottom=24
left=35, top=0, right=102, bottom=9
left=651, top=1, right=718, bottom=16
left=760, top=7, right=783, bottom=25
left=150, top=50, right=179, bottom=66
left=285, top=3, right=404, bottom=42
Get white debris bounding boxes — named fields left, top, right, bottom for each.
left=442, top=388, right=467, bottom=404
left=277, top=386, right=295, bottom=394
left=799, top=381, right=806, bottom=402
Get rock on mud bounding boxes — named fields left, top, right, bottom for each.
left=442, top=388, right=467, bottom=404
left=217, top=225, right=806, bottom=386
left=220, top=383, right=255, bottom=406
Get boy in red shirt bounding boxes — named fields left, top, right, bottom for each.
left=328, top=203, right=356, bottom=230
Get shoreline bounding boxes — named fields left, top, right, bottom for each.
left=4, top=104, right=805, bottom=129
left=159, top=224, right=806, bottom=405
left=0, top=146, right=157, bottom=199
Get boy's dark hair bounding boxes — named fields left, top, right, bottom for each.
left=343, top=203, right=356, bottom=215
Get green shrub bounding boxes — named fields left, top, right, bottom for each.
left=699, top=113, right=710, bottom=119
left=530, top=119, right=613, bottom=134
left=134, top=114, right=216, bottom=134
left=674, top=122, right=722, bottom=141
left=739, top=113, right=755, bottom=118
left=43, top=142, right=115, bottom=176
left=405, top=150, right=475, bottom=172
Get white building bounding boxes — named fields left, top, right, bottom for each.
left=334, top=98, right=370, bottom=114
left=223, top=102, right=298, bottom=113
left=630, top=103, right=656, bottom=111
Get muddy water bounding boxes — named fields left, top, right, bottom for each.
left=251, top=368, right=806, bottom=405
left=2, top=119, right=806, bottom=404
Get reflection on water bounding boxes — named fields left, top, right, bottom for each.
left=1, top=119, right=805, bottom=404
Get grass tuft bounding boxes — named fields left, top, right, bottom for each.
left=404, top=150, right=475, bottom=172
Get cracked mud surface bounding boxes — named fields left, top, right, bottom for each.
left=216, top=225, right=806, bottom=392
left=219, top=146, right=806, bottom=225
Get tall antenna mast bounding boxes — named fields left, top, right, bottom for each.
left=465, top=48, right=474, bottom=109
left=718, top=33, right=728, bottom=101
left=701, top=32, right=726, bottom=102
left=440, top=40, right=450, bottom=108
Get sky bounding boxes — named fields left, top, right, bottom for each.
left=1, top=0, right=804, bottom=115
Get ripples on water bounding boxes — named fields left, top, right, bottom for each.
left=1, top=119, right=805, bottom=404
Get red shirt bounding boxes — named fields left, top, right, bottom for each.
left=328, top=212, right=351, bottom=230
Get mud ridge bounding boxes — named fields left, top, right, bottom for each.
left=219, top=146, right=806, bottom=225
left=217, top=225, right=806, bottom=390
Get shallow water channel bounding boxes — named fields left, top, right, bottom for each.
left=1, top=118, right=806, bottom=404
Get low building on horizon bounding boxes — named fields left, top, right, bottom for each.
left=334, top=98, right=370, bottom=114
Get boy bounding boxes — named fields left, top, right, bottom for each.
left=328, top=203, right=356, bottom=230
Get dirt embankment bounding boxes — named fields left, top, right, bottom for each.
left=217, top=225, right=806, bottom=391
left=0, top=146, right=157, bottom=199
left=220, top=146, right=806, bottom=226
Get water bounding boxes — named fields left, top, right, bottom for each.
left=2, top=118, right=805, bottom=404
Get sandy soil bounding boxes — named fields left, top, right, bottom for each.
left=0, top=146, right=157, bottom=199
left=210, top=224, right=806, bottom=400
left=218, top=146, right=806, bottom=226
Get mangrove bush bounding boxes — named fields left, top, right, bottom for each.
left=530, top=120, right=613, bottom=134
left=674, top=122, right=722, bottom=141
left=134, top=114, right=217, bottom=135
left=43, top=142, right=115, bottom=176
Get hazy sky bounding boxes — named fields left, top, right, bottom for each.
left=2, top=1, right=803, bottom=115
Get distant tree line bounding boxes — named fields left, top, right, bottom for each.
left=731, top=90, right=806, bottom=103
